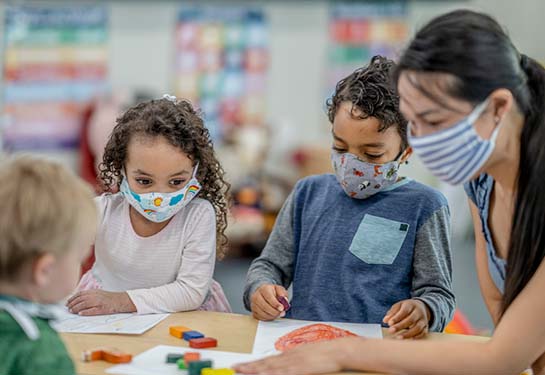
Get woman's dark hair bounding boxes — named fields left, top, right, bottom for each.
left=394, top=9, right=545, bottom=315
left=327, top=55, right=409, bottom=150
left=99, top=98, right=231, bottom=259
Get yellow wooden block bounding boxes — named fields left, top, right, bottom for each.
left=201, top=368, right=235, bottom=375
left=169, top=326, right=192, bottom=339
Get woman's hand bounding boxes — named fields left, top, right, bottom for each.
left=66, top=290, right=136, bottom=315
left=234, top=337, right=361, bottom=375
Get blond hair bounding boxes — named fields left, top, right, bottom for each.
left=0, top=156, right=97, bottom=281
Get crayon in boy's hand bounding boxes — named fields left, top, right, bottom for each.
left=277, top=296, right=291, bottom=312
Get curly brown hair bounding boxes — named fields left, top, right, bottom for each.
left=326, top=55, right=408, bottom=149
left=99, top=98, right=231, bottom=259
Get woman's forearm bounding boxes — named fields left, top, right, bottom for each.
left=337, top=337, right=523, bottom=375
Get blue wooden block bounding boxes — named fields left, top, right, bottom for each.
left=183, top=330, right=204, bottom=341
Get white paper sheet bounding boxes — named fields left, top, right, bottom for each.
left=252, top=318, right=383, bottom=355
left=107, top=345, right=263, bottom=375
left=52, top=311, right=169, bottom=335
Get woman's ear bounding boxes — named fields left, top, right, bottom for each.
left=489, top=88, right=514, bottom=125
left=400, top=147, right=413, bottom=164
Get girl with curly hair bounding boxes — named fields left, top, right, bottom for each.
left=243, top=55, right=454, bottom=338
left=67, top=95, right=232, bottom=315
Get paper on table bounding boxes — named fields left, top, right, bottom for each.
left=107, top=345, right=263, bottom=375
left=52, top=310, right=169, bottom=335
left=252, top=318, right=383, bottom=355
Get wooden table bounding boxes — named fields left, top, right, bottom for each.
left=61, top=311, right=489, bottom=375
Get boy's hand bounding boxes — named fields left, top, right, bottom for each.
left=250, top=284, right=289, bottom=321
left=66, top=290, right=136, bottom=315
left=383, top=299, right=431, bottom=339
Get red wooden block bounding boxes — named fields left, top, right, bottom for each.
left=189, top=337, right=218, bottom=349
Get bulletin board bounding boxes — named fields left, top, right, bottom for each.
left=2, top=4, right=109, bottom=151
left=327, top=1, right=408, bottom=96
left=174, top=6, right=268, bottom=143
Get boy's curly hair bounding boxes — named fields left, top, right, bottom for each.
left=327, top=55, right=408, bottom=149
left=99, top=98, right=231, bottom=259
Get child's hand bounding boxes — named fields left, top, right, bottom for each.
left=66, top=290, right=136, bottom=316
left=250, top=284, right=289, bottom=321
left=383, top=299, right=431, bottom=339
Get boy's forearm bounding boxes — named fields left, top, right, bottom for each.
left=412, top=205, right=455, bottom=331
left=243, top=191, right=297, bottom=310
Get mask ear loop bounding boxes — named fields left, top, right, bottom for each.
left=191, top=162, right=200, bottom=179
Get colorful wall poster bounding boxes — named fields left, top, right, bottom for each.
left=2, top=4, right=108, bottom=150
left=174, top=6, right=268, bottom=142
left=327, top=2, right=408, bottom=96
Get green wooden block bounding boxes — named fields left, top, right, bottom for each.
left=188, top=360, right=213, bottom=375
left=177, top=358, right=187, bottom=369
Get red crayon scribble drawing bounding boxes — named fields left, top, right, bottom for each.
left=274, top=323, right=357, bottom=351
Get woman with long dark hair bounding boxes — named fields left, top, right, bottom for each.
left=235, top=9, right=545, bottom=375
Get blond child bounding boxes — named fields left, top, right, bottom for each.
left=0, top=157, right=97, bottom=375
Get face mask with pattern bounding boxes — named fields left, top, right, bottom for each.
left=331, top=151, right=402, bottom=199
left=120, top=163, right=201, bottom=223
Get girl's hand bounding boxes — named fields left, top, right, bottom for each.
left=250, top=284, right=289, bottom=321
left=383, top=299, right=431, bottom=339
left=66, top=290, right=136, bottom=315
left=234, top=337, right=359, bottom=375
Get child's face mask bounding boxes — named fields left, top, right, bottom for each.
left=120, top=163, right=202, bottom=223
left=331, top=151, right=401, bottom=199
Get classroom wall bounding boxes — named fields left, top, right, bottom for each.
left=1, top=1, right=542, bottom=169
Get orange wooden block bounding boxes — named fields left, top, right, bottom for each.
left=169, top=325, right=192, bottom=339
left=82, top=348, right=132, bottom=364
left=82, top=349, right=103, bottom=362
left=102, top=349, right=132, bottom=364
left=184, top=352, right=201, bottom=366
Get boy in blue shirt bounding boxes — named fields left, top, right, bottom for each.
left=244, top=56, right=455, bottom=339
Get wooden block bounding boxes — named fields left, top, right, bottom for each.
left=202, top=368, right=235, bottom=375
left=166, top=353, right=184, bottom=363
left=169, top=325, right=192, bottom=339
left=177, top=358, right=187, bottom=369
left=184, top=352, right=201, bottom=366
left=188, top=360, right=213, bottom=375
left=81, top=348, right=131, bottom=364
left=183, top=330, right=204, bottom=341
left=189, top=337, right=218, bottom=349
left=81, top=349, right=103, bottom=362
left=102, top=349, right=132, bottom=364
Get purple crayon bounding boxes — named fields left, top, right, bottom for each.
left=277, top=296, right=291, bottom=312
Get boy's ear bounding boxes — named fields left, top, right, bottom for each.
left=32, top=253, right=56, bottom=287
left=400, top=147, right=413, bottom=164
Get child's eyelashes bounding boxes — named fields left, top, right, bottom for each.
left=366, top=153, right=384, bottom=159
left=133, top=177, right=187, bottom=188
left=169, top=179, right=187, bottom=186
left=331, top=147, right=384, bottom=160
left=135, top=178, right=152, bottom=186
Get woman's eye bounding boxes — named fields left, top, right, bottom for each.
left=170, top=179, right=186, bottom=186
left=365, top=154, right=384, bottom=159
left=425, top=119, right=446, bottom=127
left=332, top=146, right=346, bottom=153
left=135, top=178, right=152, bottom=185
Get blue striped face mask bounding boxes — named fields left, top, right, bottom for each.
left=408, top=100, right=500, bottom=185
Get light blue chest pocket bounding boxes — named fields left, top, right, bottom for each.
left=349, top=214, right=409, bottom=265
